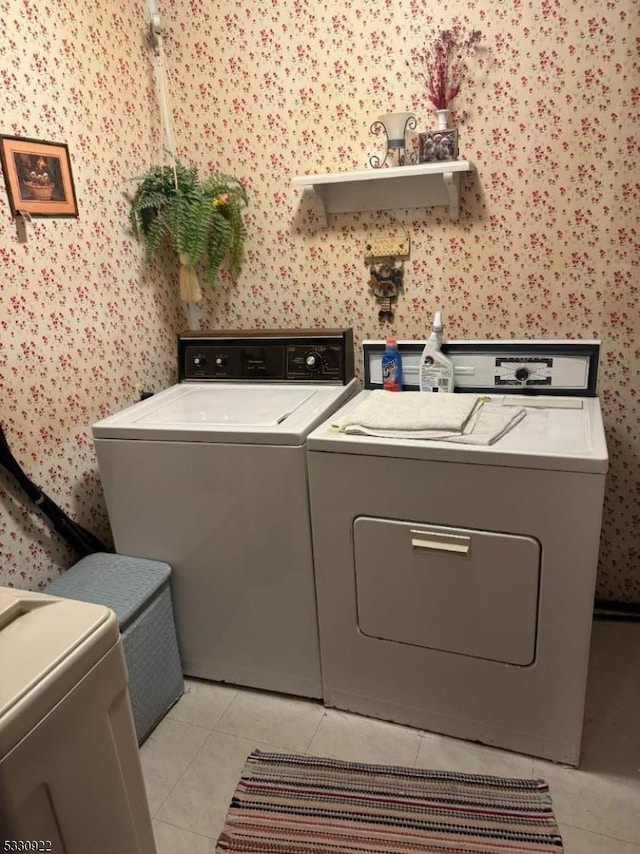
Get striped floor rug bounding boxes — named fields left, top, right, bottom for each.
left=216, top=749, right=564, bottom=853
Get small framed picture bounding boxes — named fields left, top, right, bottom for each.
left=0, top=135, right=78, bottom=217
left=418, top=129, right=459, bottom=163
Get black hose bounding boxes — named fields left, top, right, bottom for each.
left=593, top=599, right=640, bottom=622
left=0, top=423, right=112, bottom=557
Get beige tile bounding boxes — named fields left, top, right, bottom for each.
left=143, top=774, right=175, bottom=822
left=307, top=707, right=422, bottom=767
left=152, top=819, right=216, bottom=854
left=215, top=686, right=324, bottom=752
left=143, top=621, right=640, bottom=847
left=168, top=678, right=237, bottom=730
left=560, top=824, right=640, bottom=854
left=156, top=730, right=264, bottom=839
left=533, top=758, right=640, bottom=844
left=140, top=717, right=210, bottom=815
left=415, top=731, right=536, bottom=778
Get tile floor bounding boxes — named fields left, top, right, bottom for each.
left=141, top=618, right=640, bottom=854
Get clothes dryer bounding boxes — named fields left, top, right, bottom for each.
left=307, top=340, right=608, bottom=764
left=93, top=329, right=357, bottom=699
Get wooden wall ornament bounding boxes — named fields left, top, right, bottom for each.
left=368, top=261, right=404, bottom=321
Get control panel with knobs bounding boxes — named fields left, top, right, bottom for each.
left=178, top=329, right=354, bottom=384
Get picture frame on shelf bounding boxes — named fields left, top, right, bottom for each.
left=0, top=135, right=78, bottom=217
left=418, top=129, right=459, bottom=163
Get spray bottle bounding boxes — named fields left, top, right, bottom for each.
left=419, top=312, right=455, bottom=393
left=381, top=337, right=403, bottom=391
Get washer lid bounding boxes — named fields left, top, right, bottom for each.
left=0, top=587, right=119, bottom=755
left=92, top=381, right=359, bottom=444
left=307, top=390, right=609, bottom=474
left=135, top=385, right=315, bottom=426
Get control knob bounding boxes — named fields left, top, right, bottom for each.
left=215, top=354, right=228, bottom=367
left=305, top=351, right=323, bottom=372
left=193, top=353, right=207, bottom=368
left=515, top=367, right=530, bottom=382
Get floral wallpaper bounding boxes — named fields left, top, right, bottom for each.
left=1, top=0, right=638, bottom=603
left=0, top=0, right=183, bottom=586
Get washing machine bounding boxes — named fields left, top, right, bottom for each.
left=0, top=586, right=155, bottom=852
left=307, top=339, right=608, bottom=765
left=92, top=329, right=357, bottom=699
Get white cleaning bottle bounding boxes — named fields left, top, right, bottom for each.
left=419, top=311, right=455, bottom=393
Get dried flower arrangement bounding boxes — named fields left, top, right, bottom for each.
left=411, top=27, right=483, bottom=111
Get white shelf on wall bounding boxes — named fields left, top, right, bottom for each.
left=292, top=160, right=474, bottom=226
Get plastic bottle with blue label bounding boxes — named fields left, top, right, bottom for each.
left=419, top=312, right=455, bottom=393
left=382, top=337, right=403, bottom=391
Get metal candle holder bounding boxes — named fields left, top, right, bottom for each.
left=369, top=112, right=417, bottom=168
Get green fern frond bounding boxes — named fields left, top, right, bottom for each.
left=130, top=189, right=174, bottom=237
left=173, top=189, right=212, bottom=265
left=143, top=207, right=172, bottom=258
left=225, top=199, right=247, bottom=278
left=205, top=213, right=232, bottom=283
left=128, top=158, right=248, bottom=293
left=202, top=172, right=244, bottom=196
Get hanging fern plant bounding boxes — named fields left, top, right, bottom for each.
left=129, top=159, right=248, bottom=302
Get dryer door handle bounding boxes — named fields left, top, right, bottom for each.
left=410, top=530, right=471, bottom=555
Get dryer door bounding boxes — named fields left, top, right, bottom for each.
left=353, top=517, right=540, bottom=666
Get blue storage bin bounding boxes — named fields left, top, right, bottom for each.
left=43, top=553, right=184, bottom=743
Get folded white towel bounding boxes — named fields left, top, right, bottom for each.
left=333, top=390, right=479, bottom=433
left=441, top=403, right=526, bottom=445
left=333, top=391, right=526, bottom=446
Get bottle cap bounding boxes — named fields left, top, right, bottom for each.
left=385, top=337, right=397, bottom=347
left=433, top=311, right=443, bottom=332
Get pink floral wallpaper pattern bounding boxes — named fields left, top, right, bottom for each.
left=1, top=0, right=639, bottom=602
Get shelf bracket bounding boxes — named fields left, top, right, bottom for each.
left=443, top=171, right=460, bottom=222
left=311, top=186, right=329, bottom=228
